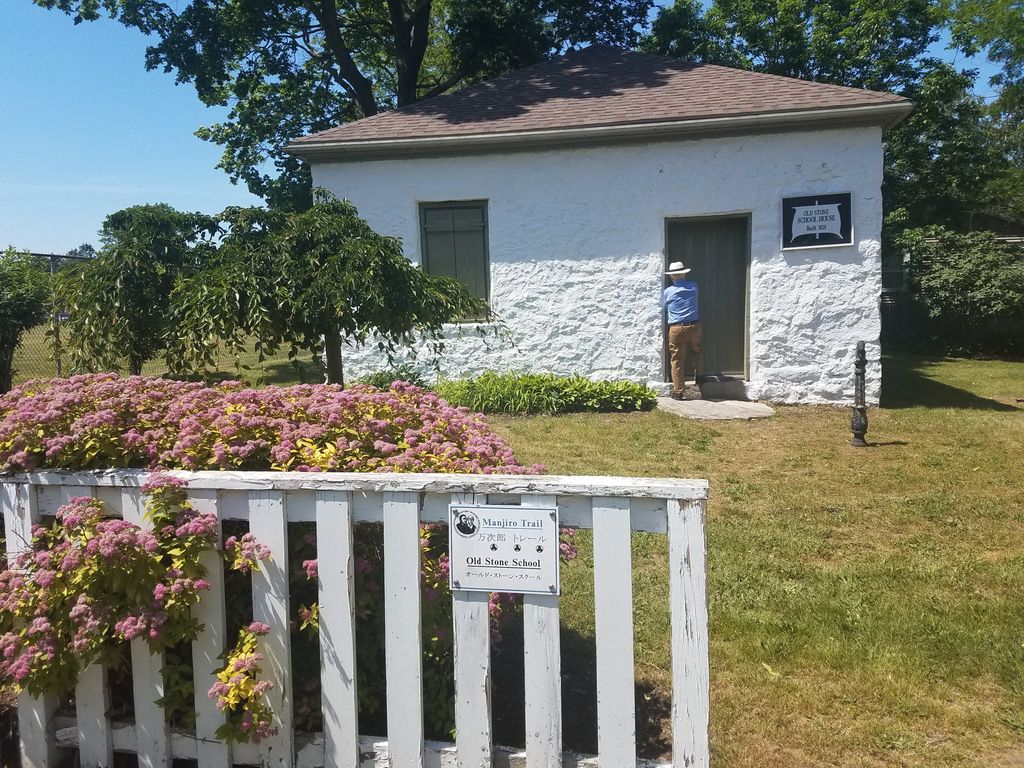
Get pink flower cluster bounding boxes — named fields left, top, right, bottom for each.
left=0, top=493, right=221, bottom=696
left=225, top=534, right=272, bottom=574
left=0, top=374, right=542, bottom=475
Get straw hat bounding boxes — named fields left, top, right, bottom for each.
left=665, top=261, right=691, bottom=276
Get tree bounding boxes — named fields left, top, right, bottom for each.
left=55, top=204, right=219, bottom=375
left=0, top=248, right=50, bottom=393
left=644, top=0, right=941, bottom=92
left=951, top=0, right=1024, bottom=114
left=883, top=62, right=1007, bottom=230
left=898, top=225, right=1024, bottom=351
left=166, top=192, right=487, bottom=385
left=35, top=0, right=654, bottom=209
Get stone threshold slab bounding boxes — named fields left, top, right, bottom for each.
left=656, top=396, right=775, bottom=421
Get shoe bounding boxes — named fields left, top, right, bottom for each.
left=669, top=391, right=685, bottom=400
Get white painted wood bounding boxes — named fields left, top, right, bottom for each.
left=668, top=498, right=710, bottom=768
left=315, top=490, right=360, bottom=768
left=220, top=489, right=251, bottom=520
left=50, top=723, right=676, bottom=768
left=119, top=488, right=170, bottom=768
left=187, top=488, right=232, bottom=768
left=10, top=470, right=708, bottom=501
left=129, top=643, right=170, bottom=768
left=451, top=492, right=492, bottom=768
left=521, top=494, right=562, bottom=768
left=382, top=491, right=424, bottom=768
left=68, top=485, right=114, bottom=768
left=592, top=497, right=636, bottom=767
left=75, top=663, right=114, bottom=768
left=249, top=490, right=295, bottom=768
left=1, top=483, right=58, bottom=768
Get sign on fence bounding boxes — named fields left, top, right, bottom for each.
left=449, top=503, right=559, bottom=594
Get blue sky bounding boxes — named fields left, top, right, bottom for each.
left=0, top=3, right=1003, bottom=254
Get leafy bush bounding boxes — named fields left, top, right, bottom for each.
left=0, top=374, right=537, bottom=474
left=357, top=363, right=430, bottom=389
left=0, top=249, right=50, bottom=394
left=435, top=372, right=658, bottom=415
left=897, top=225, right=1024, bottom=352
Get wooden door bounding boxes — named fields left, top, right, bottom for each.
left=665, top=216, right=749, bottom=378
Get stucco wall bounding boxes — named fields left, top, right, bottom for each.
left=311, top=126, right=884, bottom=404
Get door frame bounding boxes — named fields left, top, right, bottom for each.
left=662, top=213, right=753, bottom=381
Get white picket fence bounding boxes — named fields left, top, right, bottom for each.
left=1, top=470, right=710, bottom=768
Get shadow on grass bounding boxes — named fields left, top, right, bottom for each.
left=881, top=354, right=1020, bottom=411
left=491, top=610, right=671, bottom=760
left=255, top=358, right=325, bottom=386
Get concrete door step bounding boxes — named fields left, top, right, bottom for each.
left=656, top=396, right=775, bottom=421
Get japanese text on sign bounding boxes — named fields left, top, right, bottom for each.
left=449, top=504, right=560, bottom=595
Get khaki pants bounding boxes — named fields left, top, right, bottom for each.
left=668, top=322, right=702, bottom=394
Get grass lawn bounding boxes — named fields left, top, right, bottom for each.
left=11, top=324, right=325, bottom=387
left=492, top=354, right=1024, bottom=767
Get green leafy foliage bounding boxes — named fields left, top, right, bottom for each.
left=436, top=372, right=658, bottom=415
left=165, top=192, right=489, bottom=385
left=54, top=204, right=219, bottom=375
left=0, top=248, right=50, bottom=394
left=884, top=62, right=1013, bottom=231
left=645, top=0, right=940, bottom=91
left=897, top=225, right=1024, bottom=351
left=357, top=364, right=431, bottom=389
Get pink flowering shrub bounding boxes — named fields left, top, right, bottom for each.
left=0, top=374, right=540, bottom=475
left=209, top=622, right=278, bottom=743
left=0, top=478, right=235, bottom=697
left=0, top=373, right=561, bottom=739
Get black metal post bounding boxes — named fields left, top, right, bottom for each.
left=850, top=341, right=868, bottom=447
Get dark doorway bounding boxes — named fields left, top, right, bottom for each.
left=664, top=215, right=750, bottom=379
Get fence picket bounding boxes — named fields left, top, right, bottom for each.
left=70, top=485, right=114, bottom=768
left=249, top=490, right=294, bottom=768
left=593, top=497, right=636, bottom=767
left=383, top=491, right=424, bottom=767
left=2, top=483, right=58, bottom=768
left=451, top=493, right=492, bottom=768
left=120, top=487, right=170, bottom=768
left=187, top=488, right=232, bottom=768
left=668, top=498, right=710, bottom=768
left=75, top=664, right=113, bottom=768
left=315, top=490, right=360, bottom=768
left=521, top=494, right=562, bottom=768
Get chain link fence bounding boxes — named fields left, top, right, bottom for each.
left=9, top=253, right=100, bottom=387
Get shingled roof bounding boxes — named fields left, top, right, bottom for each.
left=287, top=46, right=911, bottom=160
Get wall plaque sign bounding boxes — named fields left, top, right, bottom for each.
left=782, top=193, right=853, bottom=249
left=449, top=503, right=559, bottom=595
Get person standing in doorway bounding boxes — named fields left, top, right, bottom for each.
left=662, top=261, right=701, bottom=399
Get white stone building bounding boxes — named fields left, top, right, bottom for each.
left=287, top=46, right=911, bottom=404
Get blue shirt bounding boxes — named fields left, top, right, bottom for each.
left=662, top=280, right=700, bottom=324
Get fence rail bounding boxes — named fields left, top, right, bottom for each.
left=1, top=470, right=710, bottom=768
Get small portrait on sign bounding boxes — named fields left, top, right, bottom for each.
left=782, top=192, right=853, bottom=249
left=453, top=509, right=480, bottom=537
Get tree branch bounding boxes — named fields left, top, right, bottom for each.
left=305, top=0, right=378, bottom=116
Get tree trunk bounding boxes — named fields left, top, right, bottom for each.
left=0, top=343, right=14, bottom=394
left=129, top=355, right=144, bottom=376
left=323, top=328, right=344, bottom=386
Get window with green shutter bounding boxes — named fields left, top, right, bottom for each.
left=419, top=201, right=490, bottom=304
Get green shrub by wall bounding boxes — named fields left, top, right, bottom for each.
left=897, top=225, right=1024, bottom=353
left=435, top=372, right=657, bottom=415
